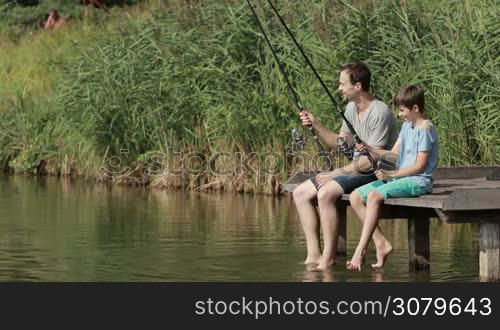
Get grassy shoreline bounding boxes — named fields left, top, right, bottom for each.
left=0, top=0, right=498, bottom=194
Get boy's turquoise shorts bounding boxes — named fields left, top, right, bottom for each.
left=354, top=177, right=428, bottom=203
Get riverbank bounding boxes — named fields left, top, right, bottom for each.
left=0, top=0, right=498, bottom=194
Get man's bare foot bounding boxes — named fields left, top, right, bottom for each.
left=347, top=249, right=366, bottom=271
left=314, top=258, right=335, bottom=271
left=372, top=241, right=393, bottom=269
left=304, top=255, right=321, bottom=265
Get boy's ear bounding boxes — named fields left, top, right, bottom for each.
left=412, top=104, right=420, bottom=112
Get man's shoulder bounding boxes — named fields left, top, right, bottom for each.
left=344, top=101, right=356, bottom=117
left=370, top=99, right=396, bottom=123
left=371, top=99, right=391, bottom=113
left=345, top=101, right=356, bottom=111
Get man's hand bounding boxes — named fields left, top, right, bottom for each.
left=299, top=111, right=317, bottom=127
left=315, top=169, right=342, bottom=189
left=315, top=172, right=335, bottom=189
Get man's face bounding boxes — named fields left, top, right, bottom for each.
left=338, top=70, right=359, bottom=101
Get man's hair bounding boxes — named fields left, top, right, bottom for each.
left=340, top=61, right=371, bottom=91
left=393, top=85, right=425, bottom=112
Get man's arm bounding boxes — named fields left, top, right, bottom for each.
left=299, top=111, right=344, bottom=150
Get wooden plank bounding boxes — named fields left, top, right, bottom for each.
left=435, top=209, right=500, bottom=223
left=283, top=171, right=319, bottom=192
left=442, top=188, right=500, bottom=211
left=434, top=178, right=500, bottom=187
left=340, top=194, right=445, bottom=209
left=284, top=167, right=500, bottom=192
left=431, top=179, right=500, bottom=195
left=336, top=201, right=347, bottom=256
left=479, top=223, right=500, bottom=281
left=408, top=213, right=430, bottom=271
left=433, top=166, right=500, bottom=180
left=382, top=196, right=444, bottom=209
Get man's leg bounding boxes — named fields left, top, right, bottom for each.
left=315, top=180, right=345, bottom=270
left=293, top=180, right=321, bottom=264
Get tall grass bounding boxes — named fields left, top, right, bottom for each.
left=0, top=0, right=498, bottom=193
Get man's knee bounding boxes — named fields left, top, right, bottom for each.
left=317, top=184, right=343, bottom=205
left=349, top=190, right=363, bottom=206
left=293, top=180, right=316, bottom=202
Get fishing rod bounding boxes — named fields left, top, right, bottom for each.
left=245, top=0, right=333, bottom=171
left=264, top=0, right=377, bottom=169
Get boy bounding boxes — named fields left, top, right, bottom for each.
left=347, top=85, right=439, bottom=271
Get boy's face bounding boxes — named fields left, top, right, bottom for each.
left=398, top=105, right=419, bottom=121
left=338, top=70, right=360, bottom=101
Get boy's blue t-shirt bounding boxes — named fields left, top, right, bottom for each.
left=397, top=120, right=439, bottom=192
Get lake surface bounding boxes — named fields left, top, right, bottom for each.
left=0, top=175, right=480, bottom=281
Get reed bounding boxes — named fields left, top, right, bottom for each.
left=0, top=0, right=498, bottom=193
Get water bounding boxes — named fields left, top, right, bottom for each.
left=0, top=175, right=480, bottom=281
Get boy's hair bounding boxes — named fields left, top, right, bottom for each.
left=340, top=62, right=371, bottom=91
left=393, top=85, right=425, bottom=112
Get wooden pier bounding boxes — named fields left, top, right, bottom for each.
left=284, top=166, right=500, bottom=281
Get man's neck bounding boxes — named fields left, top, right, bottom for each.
left=353, top=92, right=375, bottom=112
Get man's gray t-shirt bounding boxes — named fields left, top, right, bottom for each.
left=340, top=100, right=398, bottom=154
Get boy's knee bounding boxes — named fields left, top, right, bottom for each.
left=367, top=191, right=384, bottom=203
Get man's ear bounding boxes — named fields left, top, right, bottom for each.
left=354, top=82, right=362, bottom=91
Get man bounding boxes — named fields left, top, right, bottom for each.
left=292, top=61, right=398, bottom=271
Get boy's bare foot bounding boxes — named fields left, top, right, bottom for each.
left=314, top=258, right=335, bottom=271
left=347, top=249, right=366, bottom=271
left=372, top=241, right=393, bottom=269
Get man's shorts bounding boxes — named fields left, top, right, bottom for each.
left=310, top=173, right=377, bottom=194
left=355, top=177, right=428, bottom=203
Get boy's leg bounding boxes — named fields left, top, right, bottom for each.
left=348, top=190, right=385, bottom=271
left=350, top=185, right=393, bottom=268
left=348, top=178, right=427, bottom=270
left=369, top=178, right=429, bottom=268
left=293, top=179, right=322, bottom=265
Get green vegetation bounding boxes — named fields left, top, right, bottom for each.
left=0, top=0, right=498, bottom=193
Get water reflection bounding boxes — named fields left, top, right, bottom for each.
left=0, top=175, right=480, bottom=281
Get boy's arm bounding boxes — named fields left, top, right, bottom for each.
left=387, top=125, right=436, bottom=178
left=361, top=138, right=401, bottom=160
left=389, top=151, right=429, bottom=178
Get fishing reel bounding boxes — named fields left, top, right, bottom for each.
left=377, top=155, right=399, bottom=172
left=291, top=128, right=307, bottom=150
left=336, top=137, right=353, bottom=160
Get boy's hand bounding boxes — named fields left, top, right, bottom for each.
left=375, top=169, right=392, bottom=181
left=299, top=111, right=317, bottom=127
